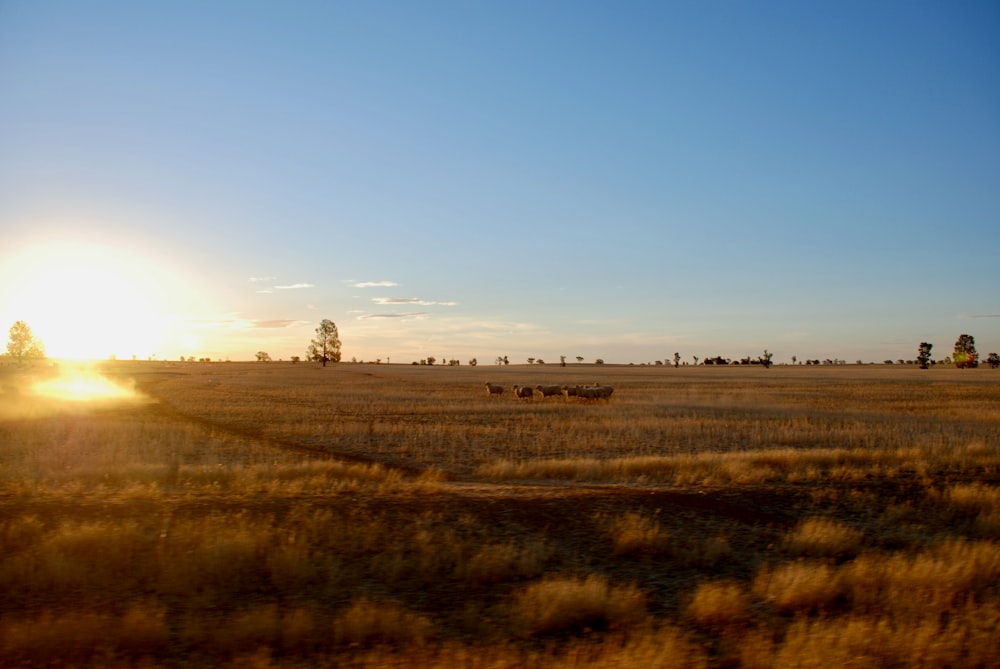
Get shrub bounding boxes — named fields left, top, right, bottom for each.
left=784, top=517, right=864, bottom=558
left=332, top=598, right=433, bottom=648
left=508, top=574, right=647, bottom=636
left=686, top=580, right=751, bottom=627
left=604, top=511, right=670, bottom=556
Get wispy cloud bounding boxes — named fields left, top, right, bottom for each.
left=274, top=283, right=314, bottom=290
left=373, top=297, right=457, bottom=306
left=252, top=319, right=307, bottom=329
left=248, top=276, right=276, bottom=283
left=358, top=312, right=429, bottom=320
left=352, top=280, right=398, bottom=288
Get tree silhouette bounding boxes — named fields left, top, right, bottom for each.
left=6, top=321, right=44, bottom=363
left=953, top=334, right=978, bottom=369
left=986, top=352, right=999, bottom=370
left=308, top=319, right=341, bottom=367
left=916, top=342, right=933, bottom=369
left=576, top=356, right=584, bottom=364
left=255, top=351, right=272, bottom=362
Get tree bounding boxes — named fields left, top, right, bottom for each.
left=761, top=349, right=773, bottom=368
left=953, top=334, right=978, bottom=369
left=576, top=356, right=584, bottom=364
left=255, top=351, right=272, bottom=362
left=308, top=319, right=341, bottom=367
left=986, top=353, right=999, bottom=370
left=673, top=352, right=681, bottom=368
left=560, top=355, right=566, bottom=367
left=7, top=321, right=44, bottom=363
left=916, top=342, right=933, bottom=370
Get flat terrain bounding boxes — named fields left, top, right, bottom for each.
left=1, top=361, right=998, bottom=667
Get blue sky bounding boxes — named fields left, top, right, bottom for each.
left=1, top=1, right=998, bottom=363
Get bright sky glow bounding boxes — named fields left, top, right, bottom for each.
left=1, top=2, right=998, bottom=363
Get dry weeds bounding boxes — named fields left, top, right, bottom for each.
left=1, top=361, right=998, bottom=666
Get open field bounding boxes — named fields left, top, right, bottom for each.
left=1, top=361, right=998, bottom=667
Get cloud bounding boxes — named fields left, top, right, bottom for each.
left=273, top=283, right=314, bottom=290
left=248, top=276, right=276, bottom=283
left=352, top=280, right=398, bottom=288
left=373, top=297, right=457, bottom=306
left=358, top=312, right=429, bottom=320
left=252, top=319, right=306, bottom=329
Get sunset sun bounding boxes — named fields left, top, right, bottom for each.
left=2, top=240, right=175, bottom=360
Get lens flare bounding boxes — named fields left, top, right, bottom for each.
left=32, top=368, right=141, bottom=403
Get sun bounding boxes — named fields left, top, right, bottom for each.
left=1, top=240, right=176, bottom=360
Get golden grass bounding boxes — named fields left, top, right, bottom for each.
left=1, top=361, right=998, bottom=666
left=783, top=517, right=864, bottom=558
left=507, top=574, right=648, bottom=636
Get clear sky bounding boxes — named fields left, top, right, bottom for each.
left=2, top=1, right=998, bottom=364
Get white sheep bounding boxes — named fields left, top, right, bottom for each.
left=535, top=384, right=562, bottom=398
left=485, top=382, right=504, bottom=397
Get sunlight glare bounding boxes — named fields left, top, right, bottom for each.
left=1, top=237, right=186, bottom=360
left=32, top=369, right=141, bottom=403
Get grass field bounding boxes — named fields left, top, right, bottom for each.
left=1, top=360, right=998, bottom=667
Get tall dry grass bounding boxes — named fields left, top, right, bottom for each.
left=1, top=362, right=998, bottom=666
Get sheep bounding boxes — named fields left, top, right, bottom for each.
left=535, top=384, right=563, bottom=398
left=577, top=385, right=614, bottom=400
left=561, top=385, right=580, bottom=398
left=512, top=384, right=534, bottom=400
left=485, top=382, right=504, bottom=397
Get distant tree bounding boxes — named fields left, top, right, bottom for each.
left=986, top=352, right=1000, bottom=369
left=537, top=359, right=545, bottom=365
left=953, top=334, right=979, bottom=369
left=255, top=351, right=272, bottom=362
left=527, top=358, right=535, bottom=365
left=426, top=356, right=436, bottom=365
left=693, top=356, right=699, bottom=366
left=595, top=358, right=605, bottom=365
left=290, top=356, right=300, bottom=363
left=503, top=356, right=509, bottom=366
left=576, top=356, right=584, bottom=364
left=655, top=359, right=664, bottom=365
left=916, top=342, right=933, bottom=369
left=761, top=349, right=773, bottom=368
left=6, top=321, right=44, bottom=363
left=560, top=355, right=566, bottom=367
left=673, top=352, right=681, bottom=368
left=448, top=359, right=460, bottom=366
left=469, top=358, right=478, bottom=366
left=307, top=319, right=341, bottom=367
left=791, top=355, right=797, bottom=365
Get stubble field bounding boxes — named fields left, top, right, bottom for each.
left=1, top=360, right=998, bottom=667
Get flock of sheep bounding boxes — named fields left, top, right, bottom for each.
left=484, top=382, right=615, bottom=400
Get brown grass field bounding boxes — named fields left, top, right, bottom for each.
left=1, top=360, right=998, bottom=667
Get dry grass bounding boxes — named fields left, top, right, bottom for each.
left=1, top=361, right=998, bottom=666
left=507, top=574, right=648, bottom=636
left=783, top=517, right=864, bottom=558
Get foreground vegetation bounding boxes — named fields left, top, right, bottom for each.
left=1, top=361, right=998, bottom=667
